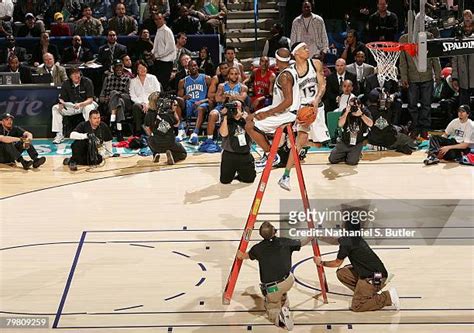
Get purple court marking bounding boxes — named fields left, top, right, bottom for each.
left=129, top=244, right=155, bottom=249
left=198, top=263, right=207, bottom=272
left=114, top=305, right=143, bottom=312
left=53, top=231, right=87, bottom=328
left=195, top=277, right=206, bottom=287
left=164, top=292, right=186, bottom=301
left=172, top=251, right=190, bottom=258
left=291, top=248, right=422, bottom=299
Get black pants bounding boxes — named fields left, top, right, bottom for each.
left=148, top=137, right=187, bottom=162
left=220, top=150, right=256, bottom=184
left=328, top=141, right=364, bottom=165
left=132, top=103, right=146, bottom=135
left=70, top=140, right=103, bottom=166
left=0, top=141, right=39, bottom=163
left=407, top=80, right=433, bottom=131
left=153, top=60, right=173, bottom=90
left=428, top=136, right=469, bottom=161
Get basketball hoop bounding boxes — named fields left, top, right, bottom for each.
left=366, top=41, right=417, bottom=86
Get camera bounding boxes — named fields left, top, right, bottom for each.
left=156, top=94, right=177, bottom=114
left=224, top=101, right=239, bottom=118
left=349, top=97, right=360, bottom=114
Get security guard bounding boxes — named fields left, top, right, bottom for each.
left=219, top=101, right=256, bottom=184
left=0, top=113, right=46, bottom=170
left=238, top=221, right=314, bottom=330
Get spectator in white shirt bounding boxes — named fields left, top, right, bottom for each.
left=337, top=80, right=356, bottom=111
left=0, top=0, right=13, bottom=37
left=130, top=60, right=162, bottom=135
left=151, top=13, right=176, bottom=90
left=290, top=1, right=329, bottom=59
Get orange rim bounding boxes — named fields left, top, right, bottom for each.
left=366, top=41, right=417, bottom=56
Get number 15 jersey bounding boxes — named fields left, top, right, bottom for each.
left=292, top=59, right=319, bottom=106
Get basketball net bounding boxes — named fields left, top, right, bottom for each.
left=367, top=42, right=403, bottom=87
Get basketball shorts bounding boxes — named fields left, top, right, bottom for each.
left=186, top=100, right=209, bottom=118
left=253, top=106, right=296, bottom=134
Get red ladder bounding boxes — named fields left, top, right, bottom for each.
left=222, top=123, right=329, bottom=305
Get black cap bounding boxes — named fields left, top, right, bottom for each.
left=112, top=59, right=123, bottom=67
left=0, top=113, right=14, bottom=120
left=458, top=105, right=471, bottom=114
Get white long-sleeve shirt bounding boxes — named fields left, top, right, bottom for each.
left=152, top=24, right=176, bottom=62
left=129, top=74, right=161, bottom=104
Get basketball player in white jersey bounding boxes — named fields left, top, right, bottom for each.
left=278, top=42, right=328, bottom=191
left=245, top=48, right=299, bottom=169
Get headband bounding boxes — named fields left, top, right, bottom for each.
left=291, top=42, right=306, bottom=55
left=275, top=52, right=291, bottom=62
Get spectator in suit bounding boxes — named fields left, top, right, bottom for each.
left=346, top=51, right=375, bottom=93
left=0, top=55, right=32, bottom=84
left=62, top=35, right=94, bottom=64
left=31, top=32, right=61, bottom=67
left=50, top=12, right=71, bottom=37
left=112, top=0, right=140, bottom=20
left=121, top=54, right=134, bottom=78
left=36, top=53, right=68, bottom=86
left=108, top=3, right=138, bottom=36
left=16, top=13, right=43, bottom=37
left=197, top=46, right=215, bottom=77
left=75, top=5, right=104, bottom=36
left=340, top=30, right=367, bottom=65
left=169, top=54, right=191, bottom=93
left=368, top=0, right=398, bottom=42
left=143, top=0, right=170, bottom=22
left=0, top=35, right=27, bottom=65
left=97, top=30, right=128, bottom=70
left=174, top=32, right=192, bottom=71
left=324, top=58, right=358, bottom=112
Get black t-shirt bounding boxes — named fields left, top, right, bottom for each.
left=341, top=108, right=372, bottom=145
left=73, top=121, right=113, bottom=142
left=249, top=237, right=301, bottom=283
left=337, top=237, right=388, bottom=278
left=59, top=77, right=95, bottom=104
left=367, top=105, right=397, bottom=147
left=221, top=118, right=252, bottom=154
left=145, top=110, right=177, bottom=148
left=1, top=125, right=25, bottom=138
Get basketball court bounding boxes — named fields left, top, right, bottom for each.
left=1, top=150, right=473, bottom=332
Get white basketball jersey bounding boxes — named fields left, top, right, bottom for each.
left=271, top=66, right=299, bottom=112
left=293, top=59, right=319, bottom=106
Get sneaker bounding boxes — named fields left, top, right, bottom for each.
left=63, top=157, right=70, bottom=166
left=165, top=150, right=175, bottom=165
left=153, top=154, right=160, bottom=163
left=278, top=175, right=291, bottom=191
left=32, top=156, right=46, bottom=169
left=198, top=138, right=221, bottom=153
left=424, top=155, right=440, bottom=165
left=53, top=133, right=64, bottom=144
left=279, top=306, right=294, bottom=331
left=254, top=154, right=268, bottom=168
left=20, top=159, right=33, bottom=170
left=176, top=129, right=187, bottom=142
left=188, top=133, right=199, bottom=145
left=388, top=287, right=400, bottom=311
left=68, top=161, right=78, bottom=172
left=255, top=153, right=281, bottom=172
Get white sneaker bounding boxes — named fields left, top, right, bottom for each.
left=53, top=133, right=64, bottom=144
left=278, top=175, right=291, bottom=191
left=176, top=129, right=187, bottom=142
left=279, top=306, right=293, bottom=331
left=388, top=287, right=400, bottom=310
left=188, top=133, right=199, bottom=145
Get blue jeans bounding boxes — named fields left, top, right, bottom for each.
left=408, top=80, right=433, bottom=131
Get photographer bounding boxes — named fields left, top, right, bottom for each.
left=219, top=101, right=256, bottom=184
left=0, top=113, right=46, bottom=170
left=314, top=218, right=400, bottom=312
left=366, top=88, right=417, bottom=154
left=329, top=97, right=373, bottom=165
left=144, top=92, right=187, bottom=165
left=63, top=110, right=113, bottom=171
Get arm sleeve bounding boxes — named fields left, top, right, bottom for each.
left=70, top=131, right=88, bottom=140
left=85, top=78, right=95, bottom=99
left=248, top=245, right=258, bottom=260
left=129, top=79, right=140, bottom=103
left=337, top=245, right=349, bottom=260
left=445, top=119, right=455, bottom=136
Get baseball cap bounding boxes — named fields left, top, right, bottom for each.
left=54, top=12, right=64, bottom=21
left=112, top=59, right=123, bottom=67
left=25, top=13, right=35, bottom=20
left=458, top=105, right=471, bottom=114
left=0, top=113, right=15, bottom=120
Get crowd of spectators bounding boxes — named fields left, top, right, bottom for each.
left=0, top=0, right=472, bottom=170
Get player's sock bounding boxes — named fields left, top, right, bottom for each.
left=284, top=169, right=290, bottom=177
left=116, top=123, right=122, bottom=131
left=207, top=135, right=213, bottom=140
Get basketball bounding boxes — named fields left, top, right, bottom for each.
left=297, top=106, right=317, bottom=125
